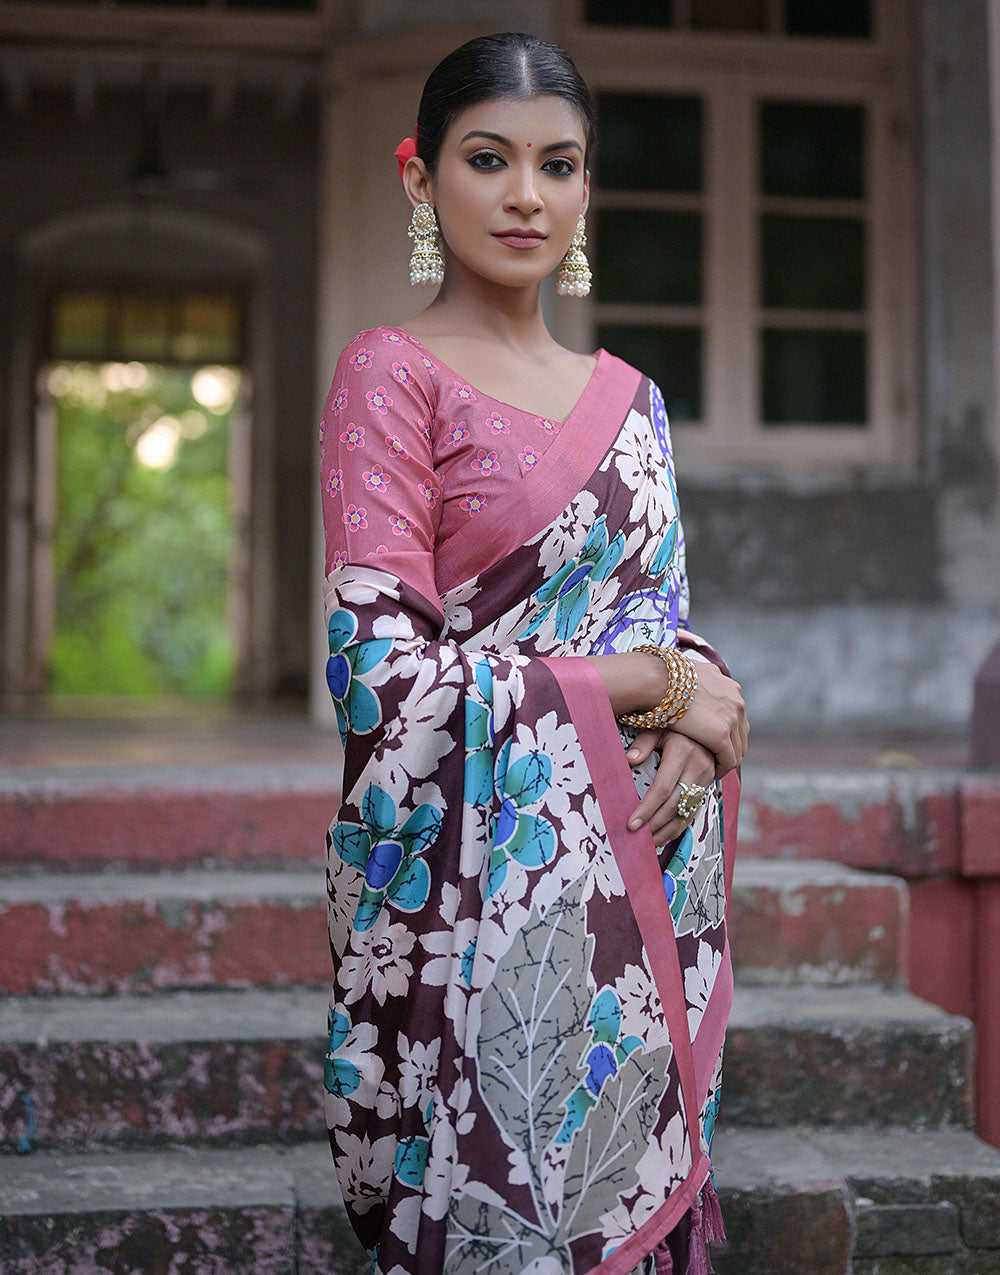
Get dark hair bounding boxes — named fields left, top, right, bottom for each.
left=415, top=32, right=597, bottom=175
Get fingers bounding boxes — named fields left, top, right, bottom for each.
left=626, top=728, right=662, bottom=766
left=628, top=734, right=716, bottom=844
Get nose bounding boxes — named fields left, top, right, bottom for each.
left=503, top=160, right=543, bottom=215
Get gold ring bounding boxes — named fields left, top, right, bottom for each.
left=676, top=781, right=708, bottom=822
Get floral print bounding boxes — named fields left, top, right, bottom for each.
left=451, top=381, right=477, bottom=403
left=367, top=386, right=393, bottom=414
left=392, top=362, right=414, bottom=384
left=319, top=325, right=734, bottom=1275
left=340, top=424, right=365, bottom=450
left=327, top=468, right=344, bottom=495
left=389, top=511, right=416, bottom=538
left=343, top=504, right=368, bottom=532
left=332, top=387, right=348, bottom=413
left=386, top=435, right=408, bottom=459
left=472, top=449, right=500, bottom=476
left=363, top=465, right=390, bottom=493
left=351, top=349, right=374, bottom=371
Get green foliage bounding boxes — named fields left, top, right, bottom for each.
left=48, top=362, right=237, bottom=698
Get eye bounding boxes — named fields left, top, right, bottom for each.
left=468, top=150, right=505, bottom=170
left=544, top=158, right=576, bottom=176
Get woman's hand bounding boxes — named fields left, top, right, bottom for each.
left=669, top=660, right=748, bottom=780
left=626, top=730, right=718, bottom=846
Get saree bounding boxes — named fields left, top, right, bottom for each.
left=319, top=325, right=739, bottom=1275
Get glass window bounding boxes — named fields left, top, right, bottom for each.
left=119, top=295, right=172, bottom=361
left=596, top=93, right=702, bottom=193
left=174, top=295, right=242, bottom=363
left=692, top=0, right=766, bottom=31
left=585, top=0, right=673, bottom=25
left=761, top=328, right=867, bottom=423
left=50, top=293, right=111, bottom=360
left=597, top=324, right=702, bottom=422
left=760, top=101, right=865, bottom=199
left=596, top=210, right=702, bottom=305
left=785, top=0, right=871, bottom=38
left=761, top=214, right=865, bottom=310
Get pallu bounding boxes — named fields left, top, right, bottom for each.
left=320, top=326, right=740, bottom=1275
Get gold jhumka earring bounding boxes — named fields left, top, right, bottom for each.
left=408, top=203, right=445, bottom=286
left=556, top=213, right=592, bottom=297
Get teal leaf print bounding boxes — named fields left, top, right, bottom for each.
left=522, top=516, right=627, bottom=641
left=485, top=747, right=556, bottom=900
left=336, top=783, right=443, bottom=929
left=326, top=609, right=392, bottom=744
left=395, top=1135, right=430, bottom=1187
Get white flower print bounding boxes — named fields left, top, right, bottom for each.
left=335, top=1130, right=396, bottom=1215
left=326, top=843, right=365, bottom=959
left=339, top=911, right=416, bottom=1006
left=513, top=712, right=589, bottom=820
left=527, top=488, right=599, bottom=579
left=614, top=960, right=670, bottom=1051
left=397, top=1032, right=441, bottom=1110
left=685, top=939, right=722, bottom=1039
left=375, top=1077, right=402, bottom=1121
left=389, top=1194, right=423, bottom=1255
left=599, top=1114, right=690, bottom=1258
left=420, top=883, right=480, bottom=988
left=422, top=1100, right=469, bottom=1221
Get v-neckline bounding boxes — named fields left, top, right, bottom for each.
left=386, top=325, right=605, bottom=429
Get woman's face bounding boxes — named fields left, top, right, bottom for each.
left=414, top=94, right=590, bottom=292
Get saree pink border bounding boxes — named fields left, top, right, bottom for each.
left=435, top=351, right=643, bottom=595
left=540, top=653, right=739, bottom=1274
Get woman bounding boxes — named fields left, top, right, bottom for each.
left=320, top=32, right=748, bottom=1275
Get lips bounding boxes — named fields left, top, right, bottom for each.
left=492, top=231, right=547, bottom=249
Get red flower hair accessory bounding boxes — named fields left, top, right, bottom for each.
left=395, top=126, right=419, bottom=184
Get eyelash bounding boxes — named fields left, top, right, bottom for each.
left=468, top=150, right=575, bottom=176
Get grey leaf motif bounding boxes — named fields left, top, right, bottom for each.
left=476, top=883, right=595, bottom=1227
left=446, top=1189, right=564, bottom=1273
left=558, top=1041, right=676, bottom=1244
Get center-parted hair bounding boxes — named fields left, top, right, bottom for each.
left=415, top=32, right=597, bottom=176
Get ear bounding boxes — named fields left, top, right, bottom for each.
left=581, top=168, right=591, bottom=219
left=402, top=156, right=434, bottom=209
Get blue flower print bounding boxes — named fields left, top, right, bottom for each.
left=463, top=658, right=495, bottom=807
left=331, top=782, right=442, bottom=931
left=589, top=588, right=679, bottom=656
left=555, top=987, right=643, bottom=1145
left=486, top=738, right=557, bottom=899
left=326, top=609, right=393, bottom=745
left=649, top=520, right=678, bottom=582
left=523, top=515, right=626, bottom=641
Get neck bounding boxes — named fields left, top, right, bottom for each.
left=414, top=258, right=557, bottom=355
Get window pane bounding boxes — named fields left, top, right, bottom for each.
left=761, top=215, right=865, bottom=309
left=785, top=0, right=871, bottom=37
left=760, top=101, right=865, bottom=199
left=586, top=0, right=673, bottom=25
left=51, top=292, right=110, bottom=360
left=596, top=210, right=701, bottom=305
left=597, top=324, right=702, bottom=421
left=596, top=93, right=702, bottom=192
left=692, top=0, right=765, bottom=31
left=118, top=296, right=172, bottom=361
left=173, top=295, right=242, bottom=363
left=761, top=328, right=866, bottom=423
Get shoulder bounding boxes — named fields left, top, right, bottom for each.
left=326, top=325, right=436, bottom=412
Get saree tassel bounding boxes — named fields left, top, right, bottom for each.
left=700, top=1177, right=726, bottom=1245
left=653, top=1239, right=674, bottom=1274
left=684, top=1196, right=714, bottom=1275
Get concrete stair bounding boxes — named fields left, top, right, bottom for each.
left=0, top=761, right=998, bottom=1273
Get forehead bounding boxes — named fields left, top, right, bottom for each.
left=446, top=95, right=586, bottom=145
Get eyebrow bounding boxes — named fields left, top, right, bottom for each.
left=459, top=130, right=584, bottom=155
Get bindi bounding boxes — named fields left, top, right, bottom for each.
left=526, top=142, right=532, bottom=148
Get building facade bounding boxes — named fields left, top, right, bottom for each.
left=0, top=0, right=997, bottom=735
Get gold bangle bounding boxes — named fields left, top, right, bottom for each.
left=619, top=643, right=698, bottom=730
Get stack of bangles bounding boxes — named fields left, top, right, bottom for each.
left=618, top=643, right=708, bottom=823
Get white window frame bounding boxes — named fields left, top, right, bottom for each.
left=557, top=0, right=917, bottom=474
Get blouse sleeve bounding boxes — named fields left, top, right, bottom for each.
left=319, top=331, right=563, bottom=807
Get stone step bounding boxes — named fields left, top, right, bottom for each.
left=729, top=858, right=908, bottom=987
left=724, top=984, right=973, bottom=1128
left=3, top=1127, right=998, bottom=1274
left=0, top=762, right=338, bottom=870
left=0, top=1141, right=367, bottom=1274
left=0, top=868, right=329, bottom=994
left=0, top=858, right=905, bottom=995
left=0, top=984, right=973, bottom=1152
left=710, top=1123, right=1000, bottom=1275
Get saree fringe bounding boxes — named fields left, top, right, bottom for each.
left=649, top=1178, right=724, bottom=1275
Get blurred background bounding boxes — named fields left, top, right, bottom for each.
left=0, top=0, right=996, bottom=740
